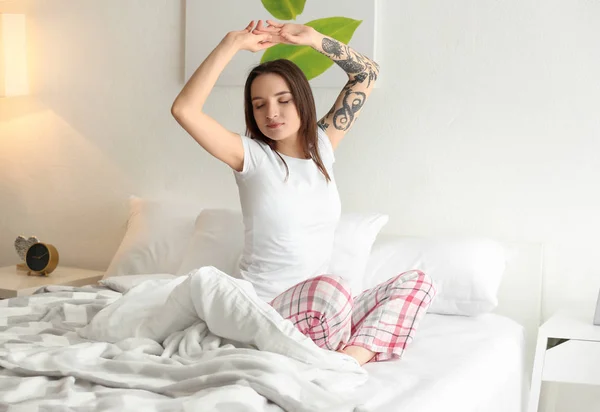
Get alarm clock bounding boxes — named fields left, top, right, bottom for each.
left=24, top=242, right=59, bottom=276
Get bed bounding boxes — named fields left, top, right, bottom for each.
left=0, top=203, right=543, bottom=412
left=339, top=239, right=541, bottom=412
left=354, top=313, right=526, bottom=412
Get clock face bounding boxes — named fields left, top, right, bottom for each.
left=26, top=243, right=50, bottom=272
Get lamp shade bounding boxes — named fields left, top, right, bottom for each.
left=0, top=13, right=29, bottom=97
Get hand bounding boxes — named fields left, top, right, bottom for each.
left=222, top=20, right=275, bottom=53
left=253, top=20, right=317, bottom=47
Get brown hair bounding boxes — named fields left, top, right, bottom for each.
left=243, top=59, right=331, bottom=182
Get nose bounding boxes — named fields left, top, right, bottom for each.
left=266, top=108, right=278, bottom=121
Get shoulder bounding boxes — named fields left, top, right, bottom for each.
left=240, top=134, right=269, bottom=151
left=235, top=134, right=272, bottom=177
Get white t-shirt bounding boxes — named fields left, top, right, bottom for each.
left=233, top=126, right=341, bottom=302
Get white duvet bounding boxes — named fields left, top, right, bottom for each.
left=0, top=267, right=368, bottom=412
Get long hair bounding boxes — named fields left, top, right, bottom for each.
left=243, top=59, right=331, bottom=182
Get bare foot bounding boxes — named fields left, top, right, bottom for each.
left=337, top=345, right=376, bottom=366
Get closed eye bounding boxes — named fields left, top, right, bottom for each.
left=254, top=100, right=292, bottom=110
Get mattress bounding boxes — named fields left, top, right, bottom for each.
left=350, top=313, right=527, bottom=412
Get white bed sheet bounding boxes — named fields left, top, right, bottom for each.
left=350, top=313, right=527, bottom=412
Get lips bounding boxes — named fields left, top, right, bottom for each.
left=267, top=123, right=284, bottom=129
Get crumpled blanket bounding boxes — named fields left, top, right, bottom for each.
left=0, top=266, right=369, bottom=412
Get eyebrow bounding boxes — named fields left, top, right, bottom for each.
left=251, top=91, right=292, bottom=101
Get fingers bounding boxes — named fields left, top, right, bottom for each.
left=253, top=29, right=279, bottom=38
left=254, top=26, right=279, bottom=33
left=244, top=20, right=255, bottom=32
left=257, top=33, right=273, bottom=42
left=266, top=19, right=283, bottom=28
left=257, top=41, right=275, bottom=51
left=255, top=20, right=266, bottom=31
left=255, top=20, right=279, bottom=33
left=280, top=31, right=294, bottom=42
left=249, top=38, right=276, bottom=52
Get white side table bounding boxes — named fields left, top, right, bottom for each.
left=527, top=310, right=600, bottom=412
left=0, top=265, right=105, bottom=298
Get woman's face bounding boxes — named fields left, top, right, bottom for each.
left=250, top=73, right=301, bottom=142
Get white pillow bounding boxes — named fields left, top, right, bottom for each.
left=99, top=273, right=176, bottom=293
left=327, top=213, right=389, bottom=296
left=103, top=196, right=201, bottom=279
left=363, top=235, right=507, bottom=316
left=176, top=209, right=245, bottom=277
left=176, top=209, right=388, bottom=294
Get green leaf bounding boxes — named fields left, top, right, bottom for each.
left=261, top=0, right=306, bottom=20
left=260, top=17, right=362, bottom=80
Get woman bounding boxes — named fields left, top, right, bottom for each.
left=171, top=20, right=436, bottom=366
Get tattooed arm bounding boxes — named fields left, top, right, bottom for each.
left=312, top=33, right=379, bottom=148
left=255, top=20, right=379, bottom=149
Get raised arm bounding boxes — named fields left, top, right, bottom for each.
left=171, top=21, right=274, bottom=171
left=313, top=34, right=379, bottom=149
left=258, top=20, right=379, bottom=149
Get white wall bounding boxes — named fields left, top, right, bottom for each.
left=1, top=1, right=599, bottom=410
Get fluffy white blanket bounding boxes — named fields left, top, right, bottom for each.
left=0, top=267, right=368, bottom=412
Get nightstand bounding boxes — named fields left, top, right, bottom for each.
left=0, top=265, right=104, bottom=298
left=527, top=310, right=600, bottom=412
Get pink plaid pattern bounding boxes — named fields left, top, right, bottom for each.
left=270, top=275, right=353, bottom=351
left=349, top=270, right=436, bottom=361
left=270, top=270, right=436, bottom=362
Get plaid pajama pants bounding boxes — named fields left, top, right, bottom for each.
left=269, top=270, right=436, bottom=362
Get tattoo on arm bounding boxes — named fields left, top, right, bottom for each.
left=316, top=37, right=379, bottom=131
left=318, top=106, right=335, bottom=130
left=319, top=38, right=379, bottom=87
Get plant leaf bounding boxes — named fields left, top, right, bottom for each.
left=261, top=0, right=306, bottom=20
left=260, top=17, right=362, bottom=80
